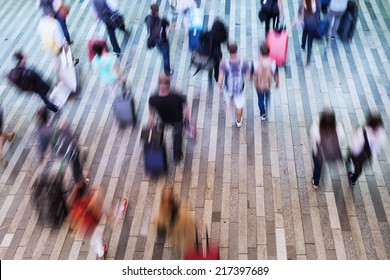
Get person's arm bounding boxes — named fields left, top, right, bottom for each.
left=217, top=62, right=225, bottom=91
left=148, top=101, right=156, bottom=127
left=310, top=123, right=320, bottom=156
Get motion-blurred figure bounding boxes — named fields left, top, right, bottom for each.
left=0, top=107, right=16, bottom=166
left=346, top=113, right=386, bottom=186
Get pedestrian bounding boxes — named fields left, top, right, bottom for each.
left=327, top=0, right=348, bottom=40
left=92, top=0, right=128, bottom=57
left=36, top=107, right=87, bottom=185
left=36, top=0, right=73, bottom=45
left=148, top=74, right=189, bottom=163
left=145, top=4, right=174, bottom=76
left=174, top=0, right=197, bottom=31
left=253, top=42, right=279, bottom=121
left=310, top=110, right=345, bottom=190
left=299, top=0, right=321, bottom=66
left=0, top=107, right=16, bottom=166
left=38, top=13, right=66, bottom=55
left=217, top=42, right=250, bottom=128
left=259, top=0, right=283, bottom=37
left=198, top=19, right=228, bottom=82
left=8, top=52, right=59, bottom=113
left=91, top=44, right=123, bottom=85
left=346, top=113, right=386, bottom=186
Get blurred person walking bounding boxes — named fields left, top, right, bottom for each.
left=258, top=0, right=283, bottom=37
left=253, top=42, right=279, bottom=121
left=346, top=113, right=386, bottom=186
left=327, top=0, right=348, bottom=40
left=217, top=42, right=250, bottom=128
left=0, top=107, right=16, bottom=166
left=145, top=4, right=174, bottom=76
left=148, top=74, right=189, bottom=163
left=36, top=0, right=73, bottom=45
left=310, top=110, right=345, bottom=190
left=91, top=44, right=123, bottom=85
left=92, top=0, right=128, bottom=57
left=8, top=52, right=59, bottom=113
left=299, top=0, right=321, bottom=66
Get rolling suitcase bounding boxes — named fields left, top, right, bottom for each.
left=184, top=227, right=219, bottom=260
left=188, top=8, right=204, bottom=51
left=141, top=126, right=167, bottom=177
left=88, top=39, right=108, bottom=62
left=266, top=28, right=288, bottom=66
left=114, top=86, right=137, bottom=127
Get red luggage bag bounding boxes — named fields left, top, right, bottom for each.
left=88, top=39, right=108, bottom=62
left=266, top=28, right=288, bottom=66
left=184, top=228, right=219, bottom=260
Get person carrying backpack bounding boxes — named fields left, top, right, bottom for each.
left=310, top=110, right=346, bottom=190
left=8, top=52, right=59, bottom=113
left=145, top=4, right=174, bottom=76
left=346, top=112, right=385, bottom=186
left=253, top=42, right=279, bottom=121
left=218, top=42, right=250, bottom=128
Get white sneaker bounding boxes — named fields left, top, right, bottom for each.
left=235, top=118, right=242, bottom=128
left=261, top=115, right=267, bottom=121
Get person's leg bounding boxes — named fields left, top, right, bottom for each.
left=90, top=225, right=107, bottom=260
left=307, top=31, right=314, bottom=64
left=265, top=14, right=271, bottom=36
left=56, top=13, right=71, bottom=44
left=272, top=15, right=279, bottom=30
left=327, top=9, right=335, bottom=38
left=38, top=91, right=58, bottom=113
left=213, top=59, right=220, bottom=82
left=172, top=121, right=183, bottom=163
left=236, top=108, right=243, bottom=123
left=257, top=90, right=266, bottom=117
left=332, top=11, right=344, bottom=37
left=70, top=147, right=84, bottom=184
left=106, top=24, right=121, bottom=54
left=350, top=156, right=367, bottom=184
left=157, top=42, right=172, bottom=75
left=301, top=27, right=308, bottom=49
left=265, top=90, right=271, bottom=117
left=312, top=152, right=323, bottom=188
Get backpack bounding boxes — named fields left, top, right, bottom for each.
left=225, top=60, right=245, bottom=96
left=256, top=58, right=273, bottom=91
left=8, top=67, right=35, bottom=91
left=147, top=17, right=162, bottom=49
left=318, top=130, right=342, bottom=162
left=261, top=0, right=278, bottom=16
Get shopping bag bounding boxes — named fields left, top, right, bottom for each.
left=58, top=47, right=77, bottom=93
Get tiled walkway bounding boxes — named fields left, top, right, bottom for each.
left=0, top=0, right=389, bottom=260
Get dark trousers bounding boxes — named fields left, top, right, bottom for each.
left=55, top=13, right=71, bottom=44
left=347, top=151, right=370, bottom=183
left=265, top=14, right=278, bottom=36
left=163, top=121, right=183, bottom=162
left=106, top=23, right=121, bottom=54
left=157, top=41, right=171, bottom=75
left=36, top=83, right=58, bottom=113
left=256, top=89, right=270, bottom=117
left=70, top=147, right=83, bottom=184
left=302, top=27, right=315, bottom=63
left=312, top=152, right=323, bottom=186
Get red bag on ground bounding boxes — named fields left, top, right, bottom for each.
left=184, top=228, right=219, bottom=260
left=266, top=28, right=288, bottom=66
left=88, top=39, right=108, bottom=62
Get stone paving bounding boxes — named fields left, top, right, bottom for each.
left=0, top=0, right=389, bottom=260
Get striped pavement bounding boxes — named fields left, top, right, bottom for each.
left=0, top=0, right=389, bottom=260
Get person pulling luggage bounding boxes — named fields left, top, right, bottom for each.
left=8, top=52, right=59, bottom=113
left=148, top=74, right=189, bottom=163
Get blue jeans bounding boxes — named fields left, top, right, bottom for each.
left=55, top=13, right=71, bottom=44
left=256, top=89, right=270, bottom=117
left=157, top=41, right=171, bottom=75
left=301, top=27, right=315, bottom=62
left=312, top=152, right=323, bottom=185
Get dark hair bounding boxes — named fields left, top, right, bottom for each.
left=37, top=107, right=49, bottom=125
left=260, top=42, right=270, bottom=56
left=366, top=112, right=384, bottom=130
left=92, top=44, right=103, bottom=57
left=227, top=42, right=238, bottom=54
left=211, top=19, right=228, bottom=44
left=319, top=110, right=337, bottom=137
left=150, top=4, right=159, bottom=16
left=13, top=51, right=24, bottom=65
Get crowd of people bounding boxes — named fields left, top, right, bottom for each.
left=0, top=0, right=386, bottom=260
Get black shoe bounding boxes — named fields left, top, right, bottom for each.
left=115, top=52, right=121, bottom=58
left=301, top=44, right=305, bottom=50
left=348, top=172, right=356, bottom=186
left=174, top=152, right=183, bottom=164
left=73, top=58, right=79, bottom=66
left=166, top=70, right=174, bottom=76
left=68, top=40, right=73, bottom=45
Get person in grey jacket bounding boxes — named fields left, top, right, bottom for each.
left=327, top=0, right=348, bottom=39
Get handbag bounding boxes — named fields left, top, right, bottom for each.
left=103, top=8, right=125, bottom=28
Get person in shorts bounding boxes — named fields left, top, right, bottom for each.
left=217, top=42, right=250, bottom=128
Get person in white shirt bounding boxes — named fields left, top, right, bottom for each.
left=346, top=113, right=386, bottom=186
left=327, top=0, right=348, bottom=39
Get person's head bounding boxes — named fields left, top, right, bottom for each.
left=150, top=4, right=159, bottom=16
left=211, top=19, right=228, bottom=44
left=37, top=107, right=49, bottom=125
left=260, top=42, right=270, bottom=56
left=92, top=44, right=103, bottom=57
left=319, top=109, right=337, bottom=134
left=13, top=51, right=26, bottom=66
left=366, top=112, right=384, bottom=131
left=227, top=42, right=238, bottom=55
left=158, top=74, right=170, bottom=93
